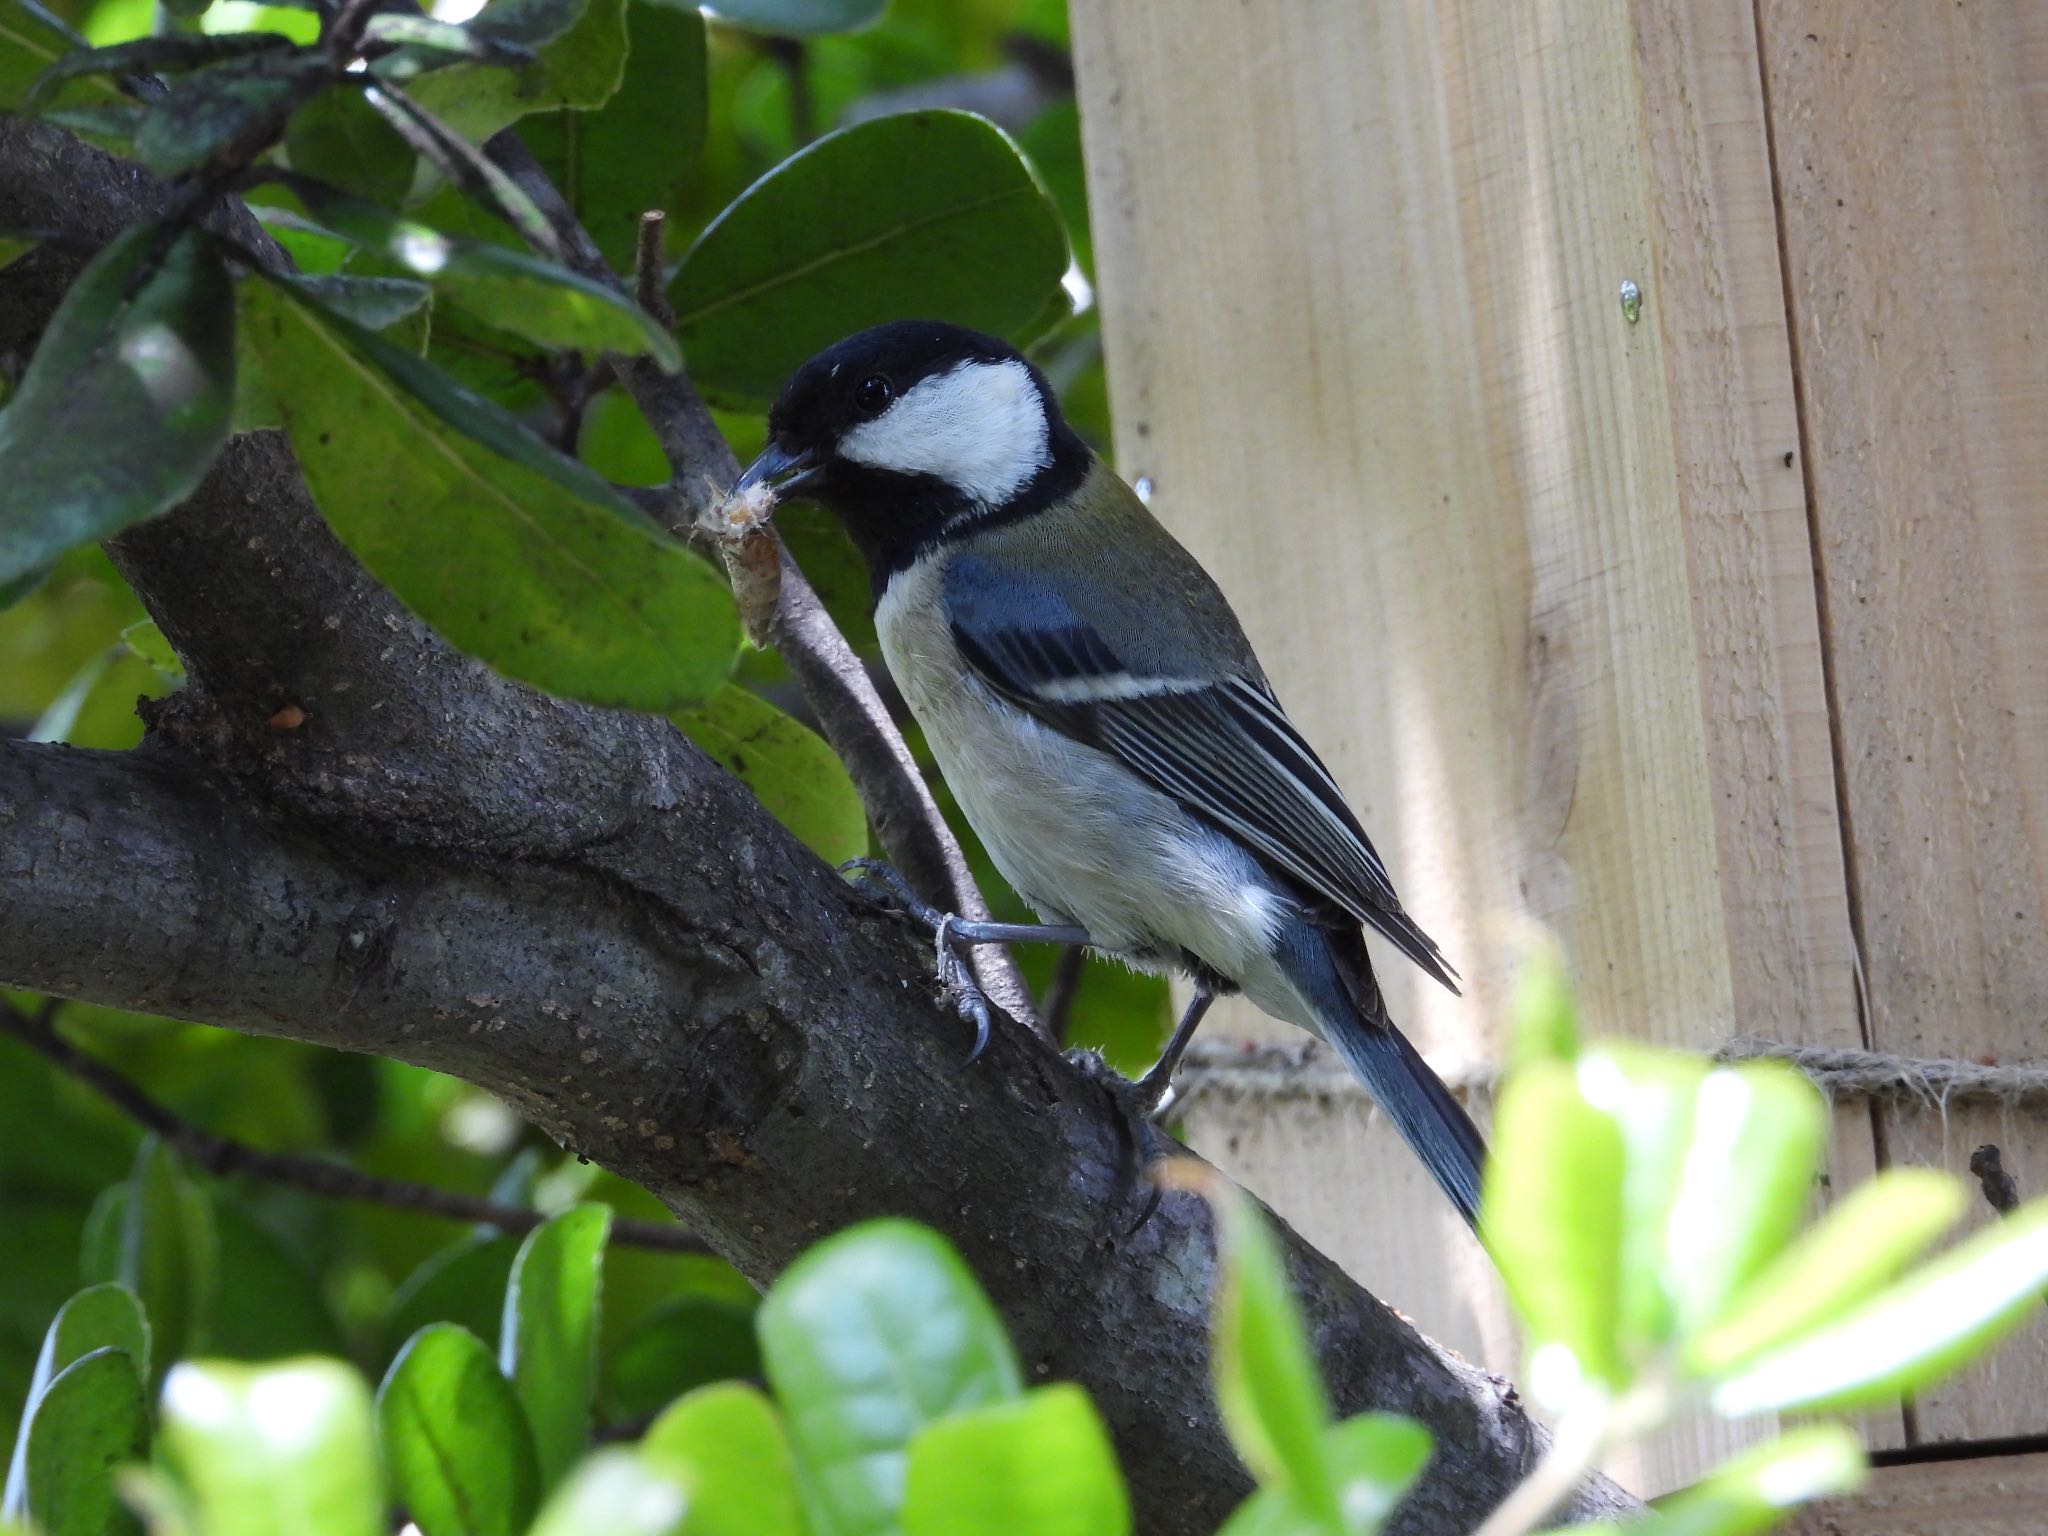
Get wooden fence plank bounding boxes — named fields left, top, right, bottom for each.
left=1789, top=1452, right=2048, bottom=1536
left=1757, top=1, right=2048, bottom=1445
left=1071, top=0, right=1870, bottom=1494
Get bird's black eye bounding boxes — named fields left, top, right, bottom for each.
left=854, top=374, right=894, bottom=417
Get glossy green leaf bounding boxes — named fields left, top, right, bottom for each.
left=278, top=196, right=678, bottom=366
left=405, top=0, right=625, bottom=143
left=79, top=1142, right=217, bottom=1386
left=1481, top=1061, right=1627, bottom=1406
left=670, top=110, right=1070, bottom=408
left=120, top=619, right=184, bottom=683
left=380, top=1323, right=540, bottom=1536
left=384, top=1235, right=522, bottom=1358
left=280, top=273, right=432, bottom=332
left=1712, top=1196, right=2048, bottom=1417
left=159, top=1358, right=382, bottom=1536
left=602, top=1294, right=761, bottom=1424
left=757, top=1218, right=1022, bottom=1536
left=1661, top=1062, right=1827, bottom=1340
left=1636, top=1426, right=1864, bottom=1536
left=24, top=33, right=291, bottom=108
left=900, top=1384, right=1127, bottom=1536
left=523, top=0, right=707, bottom=268
left=4, top=1287, right=150, bottom=1521
left=673, top=685, right=868, bottom=865
left=22, top=1349, right=149, bottom=1536
left=700, top=0, right=883, bottom=37
left=1214, top=1415, right=1430, bottom=1536
left=242, top=276, right=738, bottom=711
left=364, top=82, right=562, bottom=256
left=463, top=0, right=592, bottom=50
left=1690, top=1169, right=1965, bottom=1375
left=501, top=1204, right=612, bottom=1490
left=642, top=1383, right=800, bottom=1536
left=1582, top=1045, right=1706, bottom=1355
left=1209, top=1190, right=1337, bottom=1528
left=0, top=226, right=233, bottom=588
left=525, top=1450, right=687, bottom=1536
left=131, top=53, right=328, bottom=178
left=3, top=6, right=123, bottom=114
left=283, top=89, right=418, bottom=208
left=361, top=14, right=534, bottom=64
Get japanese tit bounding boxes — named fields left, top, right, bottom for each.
left=734, top=321, right=1487, bottom=1226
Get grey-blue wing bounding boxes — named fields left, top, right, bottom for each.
left=945, top=554, right=1458, bottom=992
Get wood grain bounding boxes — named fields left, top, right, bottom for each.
left=1758, top=0, right=2048, bottom=1444
left=1789, top=1452, right=2048, bottom=1536
left=1071, top=0, right=1866, bottom=1494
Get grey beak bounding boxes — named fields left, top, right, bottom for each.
left=733, top=440, right=821, bottom=500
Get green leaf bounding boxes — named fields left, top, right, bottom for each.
left=361, top=14, right=535, bottom=64
left=1635, top=1426, right=1864, bottom=1536
left=384, top=1235, right=522, bottom=1358
left=642, top=1383, right=800, bottom=1536
left=24, top=33, right=291, bottom=109
left=1481, top=1060, right=1627, bottom=1406
left=525, top=1450, right=687, bottom=1536
left=899, top=1384, right=1127, bottom=1536
left=242, top=275, right=738, bottom=711
left=380, top=1323, right=541, bottom=1536
left=602, top=1294, right=761, bottom=1424
left=673, top=685, right=868, bottom=865
left=670, top=110, right=1070, bottom=408
left=1660, top=1062, right=1827, bottom=1341
left=281, top=273, right=432, bottom=331
left=22, top=1349, right=149, bottom=1536
left=159, top=1358, right=382, bottom=1536
left=523, top=0, right=707, bottom=268
left=4, top=1287, right=150, bottom=1522
left=131, top=53, right=328, bottom=178
left=1587, top=1046, right=1706, bottom=1356
left=283, top=89, right=418, bottom=208
left=203, top=1198, right=345, bottom=1362
left=1209, top=1190, right=1337, bottom=1528
left=79, top=1142, right=217, bottom=1386
left=700, top=0, right=884, bottom=38
left=1214, top=1415, right=1430, bottom=1536
left=1711, top=1195, right=2048, bottom=1417
left=1505, top=934, right=1578, bottom=1070
left=501, top=1204, right=612, bottom=1490
left=0, top=226, right=233, bottom=588
left=120, top=619, right=184, bottom=683
left=364, top=83, right=561, bottom=257
left=404, top=0, right=626, bottom=143
left=1690, top=1169, right=1965, bottom=1376
left=757, top=1218, right=1022, bottom=1536
left=3, top=6, right=124, bottom=115
left=280, top=195, right=679, bottom=366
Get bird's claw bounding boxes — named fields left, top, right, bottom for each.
left=841, top=858, right=994, bottom=1067
left=1062, top=1047, right=1179, bottom=1123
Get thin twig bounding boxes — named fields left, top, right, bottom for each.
left=0, top=999, right=710, bottom=1253
left=480, top=131, right=1043, bottom=1036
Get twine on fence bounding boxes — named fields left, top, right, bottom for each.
left=1169, top=1036, right=2048, bottom=1120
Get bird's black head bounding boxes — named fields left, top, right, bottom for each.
left=733, top=321, right=1090, bottom=585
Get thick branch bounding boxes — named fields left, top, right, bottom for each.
left=0, top=117, right=1638, bottom=1534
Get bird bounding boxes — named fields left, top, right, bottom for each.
left=730, top=320, right=1488, bottom=1226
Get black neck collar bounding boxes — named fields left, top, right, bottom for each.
left=813, top=424, right=1094, bottom=593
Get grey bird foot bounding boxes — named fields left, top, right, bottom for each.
left=840, top=859, right=1099, bottom=1067
left=1062, top=1046, right=1180, bottom=1123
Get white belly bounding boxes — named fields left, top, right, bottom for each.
left=877, top=556, right=1300, bottom=1003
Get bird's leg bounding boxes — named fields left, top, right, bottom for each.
left=1131, top=989, right=1218, bottom=1119
left=839, top=859, right=1096, bottom=1064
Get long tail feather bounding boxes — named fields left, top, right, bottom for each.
left=1319, top=939, right=1488, bottom=1228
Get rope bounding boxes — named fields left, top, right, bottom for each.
left=1170, top=1036, right=2048, bottom=1117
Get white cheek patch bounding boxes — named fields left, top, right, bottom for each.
left=838, top=358, right=1051, bottom=506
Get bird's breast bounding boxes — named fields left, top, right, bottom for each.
left=875, top=555, right=1288, bottom=986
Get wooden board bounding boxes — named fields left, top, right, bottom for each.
left=1070, top=0, right=1874, bottom=1492
left=1789, top=1452, right=2048, bottom=1536
left=1757, top=2, right=2048, bottom=1444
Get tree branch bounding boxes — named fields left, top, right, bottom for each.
left=0, top=117, right=1639, bottom=1535
left=0, top=996, right=710, bottom=1253
left=483, top=130, right=1041, bottom=1035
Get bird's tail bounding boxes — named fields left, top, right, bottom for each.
left=1316, top=932, right=1488, bottom=1228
